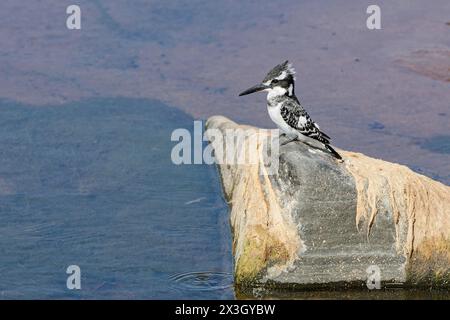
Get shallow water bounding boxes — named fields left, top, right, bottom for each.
left=0, top=98, right=233, bottom=299
left=1, top=0, right=449, bottom=186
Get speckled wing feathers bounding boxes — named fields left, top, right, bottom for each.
left=280, top=100, right=331, bottom=145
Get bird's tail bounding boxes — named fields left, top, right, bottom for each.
left=325, top=144, right=342, bottom=160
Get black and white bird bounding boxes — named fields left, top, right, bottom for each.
left=239, top=60, right=342, bottom=160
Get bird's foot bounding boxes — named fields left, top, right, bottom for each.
left=280, top=137, right=298, bottom=146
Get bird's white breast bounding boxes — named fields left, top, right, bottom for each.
left=267, top=103, right=298, bottom=137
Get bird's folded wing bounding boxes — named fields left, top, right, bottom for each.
left=280, top=101, right=331, bottom=144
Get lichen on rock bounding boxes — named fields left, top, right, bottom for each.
left=344, top=151, right=450, bottom=284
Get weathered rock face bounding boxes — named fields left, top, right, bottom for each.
left=205, top=116, right=450, bottom=289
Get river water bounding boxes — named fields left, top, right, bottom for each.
left=0, top=98, right=233, bottom=299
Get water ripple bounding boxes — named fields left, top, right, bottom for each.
left=169, top=271, right=233, bottom=292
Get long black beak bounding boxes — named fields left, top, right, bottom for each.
left=238, top=84, right=267, bottom=96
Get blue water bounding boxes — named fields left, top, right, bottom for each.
left=0, top=98, right=233, bottom=299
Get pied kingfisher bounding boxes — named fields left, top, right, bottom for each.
left=239, top=60, right=342, bottom=160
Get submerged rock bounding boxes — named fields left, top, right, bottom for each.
left=205, top=116, right=450, bottom=289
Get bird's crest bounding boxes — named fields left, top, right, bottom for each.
left=263, top=60, right=296, bottom=84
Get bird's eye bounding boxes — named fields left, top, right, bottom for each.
left=272, top=79, right=279, bottom=84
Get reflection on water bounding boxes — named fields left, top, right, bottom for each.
left=0, top=98, right=233, bottom=299
left=237, top=287, right=450, bottom=300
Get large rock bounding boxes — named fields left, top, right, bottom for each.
left=205, top=116, right=450, bottom=289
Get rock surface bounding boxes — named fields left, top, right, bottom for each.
left=205, top=116, right=450, bottom=289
